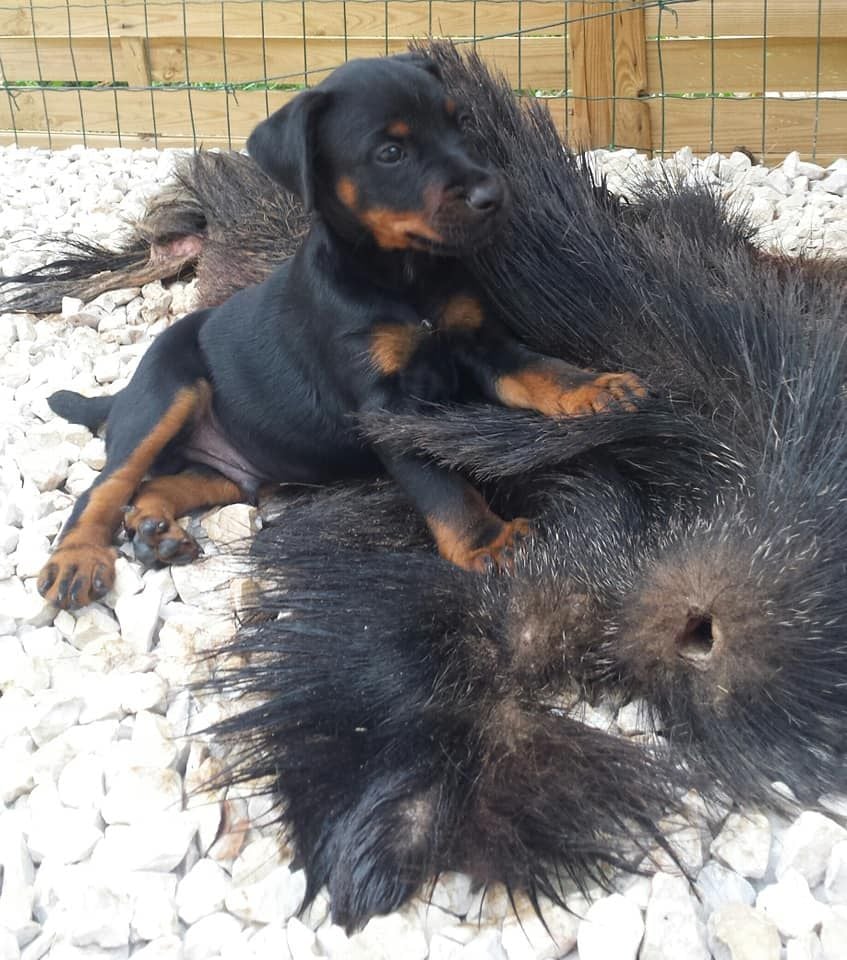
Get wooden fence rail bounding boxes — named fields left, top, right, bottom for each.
left=1, top=0, right=845, bottom=161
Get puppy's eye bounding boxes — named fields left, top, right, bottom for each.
left=376, top=144, right=404, bottom=165
left=457, top=111, right=472, bottom=131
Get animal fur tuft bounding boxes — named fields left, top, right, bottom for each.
left=207, top=499, right=689, bottom=932
left=0, top=153, right=308, bottom=313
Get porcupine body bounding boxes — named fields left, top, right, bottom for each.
left=206, top=44, right=847, bottom=930
left=209, top=251, right=846, bottom=931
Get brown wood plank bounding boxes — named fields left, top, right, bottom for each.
left=4, top=91, right=845, bottom=167
left=612, top=0, right=651, bottom=151
left=8, top=87, right=299, bottom=141
left=646, top=0, right=847, bottom=41
left=120, top=36, right=152, bottom=86
left=0, top=87, right=568, bottom=148
left=647, top=95, right=847, bottom=163
left=0, top=35, right=571, bottom=87
left=1, top=0, right=567, bottom=40
left=565, top=2, right=591, bottom=147
left=569, top=1, right=614, bottom=147
left=646, top=37, right=847, bottom=95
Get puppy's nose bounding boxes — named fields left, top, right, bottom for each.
left=465, top=178, right=504, bottom=214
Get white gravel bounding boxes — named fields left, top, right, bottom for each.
left=1, top=141, right=846, bottom=959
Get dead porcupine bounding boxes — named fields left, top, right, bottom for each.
left=0, top=151, right=308, bottom=314
left=360, top=42, right=847, bottom=807
left=197, top=47, right=847, bottom=929
left=205, top=251, right=847, bottom=929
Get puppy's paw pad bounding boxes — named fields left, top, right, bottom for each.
left=469, top=517, right=531, bottom=573
left=37, top=544, right=117, bottom=610
left=125, top=509, right=201, bottom=567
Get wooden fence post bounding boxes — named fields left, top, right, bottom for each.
left=568, top=0, right=651, bottom=152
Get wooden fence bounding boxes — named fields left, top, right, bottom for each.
left=0, top=0, right=845, bottom=162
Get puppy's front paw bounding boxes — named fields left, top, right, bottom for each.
left=37, top=544, right=117, bottom=610
left=465, top=517, right=531, bottom=573
left=553, top=371, right=647, bottom=415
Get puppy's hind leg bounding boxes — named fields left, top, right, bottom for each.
left=125, top=470, right=245, bottom=567
left=37, top=382, right=211, bottom=610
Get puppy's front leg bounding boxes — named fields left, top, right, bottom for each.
left=471, top=334, right=647, bottom=417
left=377, top=449, right=528, bottom=572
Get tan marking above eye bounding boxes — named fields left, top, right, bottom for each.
left=445, top=98, right=457, bottom=116
left=387, top=120, right=411, bottom=137
left=336, top=177, right=359, bottom=210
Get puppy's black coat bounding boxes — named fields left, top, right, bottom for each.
left=36, top=53, right=648, bottom=610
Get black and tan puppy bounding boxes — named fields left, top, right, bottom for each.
left=37, top=53, right=645, bottom=610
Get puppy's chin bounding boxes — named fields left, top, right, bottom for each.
left=425, top=214, right=506, bottom=256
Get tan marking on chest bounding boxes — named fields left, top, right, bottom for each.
left=370, top=324, right=426, bottom=375
left=439, top=294, right=484, bottom=331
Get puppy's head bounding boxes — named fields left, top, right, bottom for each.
left=247, top=54, right=508, bottom=255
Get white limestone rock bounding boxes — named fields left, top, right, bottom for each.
left=0, top=817, right=35, bottom=934
left=100, top=766, right=183, bottom=824
left=177, top=859, right=232, bottom=924
left=123, top=872, right=179, bottom=942
left=114, top=581, right=164, bottom=653
left=576, top=894, right=644, bottom=960
left=225, top=865, right=306, bottom=925
left=706, top=903, right=780, bottom=960
left=56, top=752, right=105, bottom=809
left=286, top=917, right=320, bottom=960
left=711, top=811, right=772, bottom=879
left=819, top=904, right=847, bottom=960
left=70, top=605, right=120, bottom=650
left=11, top=451, right=68, bottom=493
left=200, top=504, right=260, bottom=547
left=318, top=911, right=430, bottom=960
left=501, top=897, right=578, bottom=959
left=26, top=693, right=84, bottom=747
left=756, top=868, right=826, bottom=939
left=825, top=840, right=847, bottom=904
left=640, top=872, right=708, bottom=960
left=129, top=711, right=178, bottom=770
left=90, top=812, right=197, bottom=872
left=695, top=861, right=756, bottom=914
left=424, top=872, right=475, bottom=917
left=777, top=811, right=847, bottom=887
left=123, top=936, right=182, bottom=960
left=785, top=933, right=823, bottom=960
left=183, top=912, right=243, bottom=960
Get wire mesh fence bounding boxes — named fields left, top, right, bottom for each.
left=0, top=0, right=845, bottom=161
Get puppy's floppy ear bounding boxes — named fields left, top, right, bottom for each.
left=247, top=89, right=331, bottom=209
left=392, top=51, right=442, bottom=81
